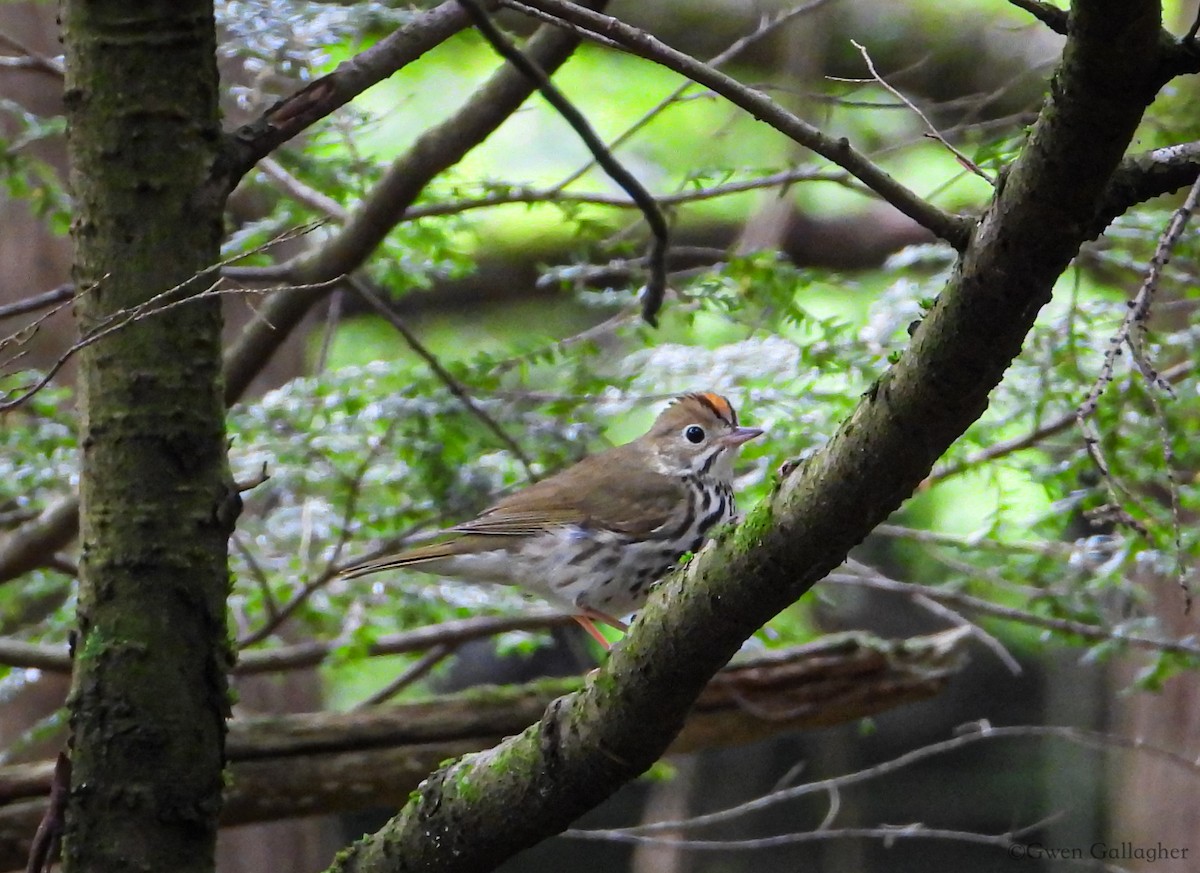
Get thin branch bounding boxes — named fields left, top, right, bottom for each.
left=1076, top=175, right=1200, bottom=608
left=822, top=572, right=1200, bottom=659
left=1, top=277, right=338, bottom=413
left=258, top=157, right=349, bottom=220
left=568, top=824, right=1030, bottom=854
left=0, top=285, right=73, bottom=323
left=350, top=277, right=535, bottom=476
left=216, top=0, right=477, bottom=190
left=354, top=645, right=454, bottom=709
left=841, top=558, right=1021, bottom=676
left=324, top=418, right=400, bottom=576
left=851, top=40, right=994, bottom=186
left=24, top=752, right=68, bottom=873
left=235, top=566, right=340, bottom=649
left=0, top=32, right=63, bottom=78
left=491, top=305, right=637, bottom=375
left=456, top=0, right=669, bottom=324
left=401, top=167, right=852, bottom=221
left=870, top=523, right=1072, bottom=558
left=547, top=0, right=838, bottom=192
left=1006, top=0, right=1069, bottom=35
left=1, top=613, right=577, bottom=675
left=588, top=722, right=1200, bottom=836
left=505, top=0, right=971, bottom=249
left=929, top=358, right=1195, bottom=484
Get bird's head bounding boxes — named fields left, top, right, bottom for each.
left=640, top=392, right=763, bottom=480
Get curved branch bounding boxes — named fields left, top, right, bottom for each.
left=456, top=0, right=668, bottom=324
left=0, top=498, right=77, bottom=587
left=503, top=0, right=972, bottom=249
left=214, top=0, right=478, bottom=193
left=221, top=1, right=608, bottom=403
left=324, top=3, right=1168, bottom=872
left=1092, top=140, right=1200, bottom=236
left=1007, top=0, right=1068, bottom=34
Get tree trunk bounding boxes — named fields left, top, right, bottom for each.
left=61, top=3, right=232, bottom=873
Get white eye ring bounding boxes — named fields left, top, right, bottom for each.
left=684, top=425, right=706, bottom=444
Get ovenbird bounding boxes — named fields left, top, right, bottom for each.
left=341, top=392, right=763, bottom=647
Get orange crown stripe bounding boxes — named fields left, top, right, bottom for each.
left=699, top=392, right=732, bottom=418
left=686, top=391, right=736, bottom=425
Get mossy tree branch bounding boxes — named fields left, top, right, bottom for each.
left=324, top=2, right=1168, bottom=872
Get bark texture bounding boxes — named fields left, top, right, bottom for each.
left=61, top=3, right=233, bottom=872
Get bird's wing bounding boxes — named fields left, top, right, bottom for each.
left=456, top=451, right=685, bottom=539
left=449, top=507, right=581, bottom=536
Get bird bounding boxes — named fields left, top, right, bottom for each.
left=340, top=392, right=764, bottom=648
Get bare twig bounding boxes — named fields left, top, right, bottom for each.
left=547, top=0, right=837, bottom=192
left=870, top=523, right=1072, bottom=558
left=232, top=535, right=281, bottom=625
left=851, top=40, right=994, bottom=186
left=354, top=645, right=454, bottom=708
left=2, top=218, right=329, bottom=411
left=402, top=167, right=853, bottom=221
left=0, top=285, right=74, bottom=323
left=1076, top=175, right=1200, bottom=610
left=563, top=826, right=1120, bottom=868
left=24, top=752, right=68, bottom=873
left=822, top=571, right=1200, bottom=658
left=1, top=277, right=337, bottom=413
left=1006, top=0, right=1069, bottom=36
left=0, top=612, right=577, bottom=675
left=456, top=0, right=669, bottom=324
left=258, top=157, right=349, bottom=220
left=929, top=358, right=1194, bottom=484
left=0, top=32, right=63, bottom=78
left=841, top=558, right=1021, bottom=675
left=579, top=721, right=1199, bottom=837
left=505, top=0, right=971, bottom=249
left=350, top=277, right=535, bottom=476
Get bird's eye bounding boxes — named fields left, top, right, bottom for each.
left=684, top=425, right=706, bottom=444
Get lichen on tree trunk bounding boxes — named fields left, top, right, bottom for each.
left=61, top=3, right=233, bottom=872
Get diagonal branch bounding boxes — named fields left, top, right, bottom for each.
left=503, top=0, right=972, bottom=249
left=1007, top=0, right=1069, bottom=34
left=214, top=0, right=480, bottom=193
left=221, top=0, right=610, bottom=404
left=456, top=0, right=668, bottom=324
left=323, top=3, right=1169, bottom=872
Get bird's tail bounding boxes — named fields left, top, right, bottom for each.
left=338, top=541, right=468, bottom=580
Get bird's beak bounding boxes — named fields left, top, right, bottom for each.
left=723, top=426, right=764, bottom=448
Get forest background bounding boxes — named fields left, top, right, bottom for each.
left=2, top=1, right=1200, bottom=872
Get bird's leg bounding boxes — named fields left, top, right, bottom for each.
left=573, top=607, right=629, bottom=649
left=573, top=615, right=612, bottom=649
